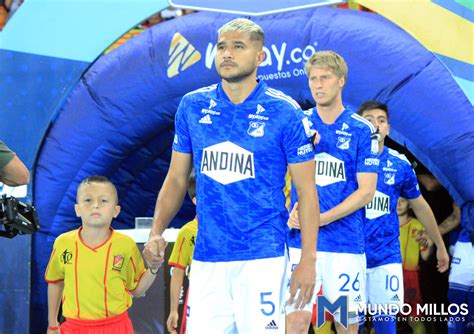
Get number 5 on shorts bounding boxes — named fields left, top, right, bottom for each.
left=260, top=292, right=275, bottom=316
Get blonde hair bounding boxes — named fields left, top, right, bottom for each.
left=218, top=18, right=264, bottom=46
left=305, top=51, right=348, bottom=82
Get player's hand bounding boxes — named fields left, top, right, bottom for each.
left=436, top=246, right=450, bottom=273
left=167, top=311, right=179, bottom=333
left=143, top=234, right=167, bottom=269
left=287, top=203, right=301, bottom=229
left=288, top=257, right=316, bottom=310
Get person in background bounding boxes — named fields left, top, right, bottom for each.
left=167, top=171, right=197, bottom=334
left=0, top=140, right=30, bottom=186
left=398, top=196, right=434, bottom=334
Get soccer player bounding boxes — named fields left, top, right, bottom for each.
left=167, top=172, right=198, bottom=334
left=287, top=51, right=379, bottom=334
left=143, top=18, right=319, bottom=333
left=45, top=176, right=159, bottom=334
left=358, top=101, right=449, bottom=334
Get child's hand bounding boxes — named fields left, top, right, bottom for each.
left=416, top=230, right=432, bottom=249
left=47, top=325, right=60, bottom=334
left=287, top=203, right=300, bottom=229
left=143, top=234, right=167, bottom=269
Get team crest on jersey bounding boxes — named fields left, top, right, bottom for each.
left=113, top=255, right=124, bottom=271
left=247, top=122, right=265, bottom=138
left=61, top=249, right=73, bottom=265
left=384, top=173, right=395, bottom=185
left=336, top=136, right=351, bottom=150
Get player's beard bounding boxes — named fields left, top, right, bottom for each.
left=217, top=64, right=256, bottom=84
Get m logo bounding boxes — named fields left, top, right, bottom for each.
left=387, top=160, right=393, bottom=168
left=167, top=33, right=201, bottom=78
left=314, top=153, right=346, bottom=186
left=342, top=122, right=349, bottom=131
left=365, top=190, right=390, bottom=219
left=201, top=141, right=255, bottom=185
left=256, top=104, right=265, bottom=114
left=316, top=295, right=348, bottom=329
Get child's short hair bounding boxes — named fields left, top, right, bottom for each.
left=77, top=175, right=118, bottom=204
left=188, top=170, right=196, bottom=200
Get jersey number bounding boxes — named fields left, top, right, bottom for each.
left=385, top=275, right=399, bottom=292
left=339, top=273, right=360, bottom=292
left=260, top=292, right=275, bottom=316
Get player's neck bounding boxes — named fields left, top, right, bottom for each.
left=316, top=99, right=344, bottom=124
left=221, top=76, right=258, bottom=104
left=80, top=225, right=112, bottom=248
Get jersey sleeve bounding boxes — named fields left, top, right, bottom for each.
left=356, top=126, right=379, bottom=173
left=168, top=228, right=191, bottom=270
left=44, top=238, right=65, bottom=283
left=126, top=242, right=146, bottom=291
left=401, top=164, right=421, bottom=199
left=172, top=97, right=192, bottom=154
left=282, top=108, right=314, bottom=164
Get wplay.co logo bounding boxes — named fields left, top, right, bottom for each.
left=167, top=32, right=201, bottom=78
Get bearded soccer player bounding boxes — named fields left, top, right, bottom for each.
left=287, top=51, right=379, bottom=334
left=143, top=18, right=319, bottom=333
left=357, top=101, right=449, bottom=334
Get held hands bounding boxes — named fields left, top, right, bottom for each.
left=167, top=310, right=179, bottom=334
left=288, top=258, right=316, bottom=310
left=143, top=234, right=167, bottom=270
left=415, top=230, right=433, bottom=249
left=287, top=202, right=327, bottom=228
left=287, top=203, right=301, bottom=229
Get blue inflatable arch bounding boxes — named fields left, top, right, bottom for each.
left=32, top=7, right=474, bottom=325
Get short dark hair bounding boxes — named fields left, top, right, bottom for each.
left=188, top=169, right=196, bottom=200
left=357, top=101, right=389, bottom=121
left=77, top=175, right=118, bottom=204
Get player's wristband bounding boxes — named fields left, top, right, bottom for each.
left=149, top=267, right=159, bottom=275
left=48, top=326, right=59, bottom=331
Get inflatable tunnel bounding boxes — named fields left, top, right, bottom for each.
left=31, top=7, right=474, bottom=327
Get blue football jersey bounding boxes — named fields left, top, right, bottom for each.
left=289, top=107, right=379, bottom=254
left=364, top=147, right=421, bottom=268
left=173, top=81, right=314, bottom=262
